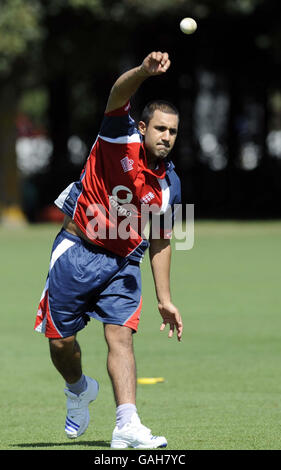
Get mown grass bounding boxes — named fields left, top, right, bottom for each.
left=1, top=220, right=281, bottom=450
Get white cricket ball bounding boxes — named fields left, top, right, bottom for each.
left=180, top=17, right=197, bottom=35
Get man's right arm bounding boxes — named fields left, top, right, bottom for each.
left=105, top=51, right=171, bottom=114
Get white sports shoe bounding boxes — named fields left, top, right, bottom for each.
left=64, top=376, right=99, bottom=439
left=111, top=412, right=168, bottom=449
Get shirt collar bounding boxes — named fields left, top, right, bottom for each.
left=140, top=144, right=167, bottom=179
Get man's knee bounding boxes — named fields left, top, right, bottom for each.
left=49, top=335, right=76, bottom=356
left=104, top=324, right=133, bottom=350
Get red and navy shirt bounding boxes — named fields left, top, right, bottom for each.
left=55, top=103, right=181, bottom=262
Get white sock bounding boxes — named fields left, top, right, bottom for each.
left=116, top=403, right=137, bottom=429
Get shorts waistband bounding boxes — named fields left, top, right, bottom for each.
left=58, top=229, right=131, bottom=260
left=59, top=229, right=110, bottom=254
left=59, top=228, right=86, bottom=244
left=58, top=229, right=144, bottom=263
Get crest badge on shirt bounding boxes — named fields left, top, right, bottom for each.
left=121, top=156, right=134, bottom=173
left=140, top=192, right=155, bottom=204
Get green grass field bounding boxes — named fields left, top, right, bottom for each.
left=1, top=220, right=281, bottom=450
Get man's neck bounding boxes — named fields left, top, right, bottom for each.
left=146, top=152, right=158, bottom=170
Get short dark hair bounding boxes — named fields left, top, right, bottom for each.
left=140, top=100, right=179, bottom=125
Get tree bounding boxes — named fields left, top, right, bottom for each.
left=0, top=0, right=276, bottom=223
left=0, top=0, right=42, bottom=223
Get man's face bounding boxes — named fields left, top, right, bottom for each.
left=138, top=109, right=179, bottom=162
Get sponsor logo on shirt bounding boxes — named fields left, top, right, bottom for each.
left=109, top=185, right=133, bottom=217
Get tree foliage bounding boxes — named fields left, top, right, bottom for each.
left=0, top=0, right=42, bottom=75
left=0, top=0, right=266, bottom=76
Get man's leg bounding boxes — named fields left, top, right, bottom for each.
left=105, top=323, right=168, bottom=449
left=49, top=334, right=99, bottom=439
left=104, top=324, right=139, bottom=433
left=49, top=335, right=82, bottom=384
left=103, top=324, right=136, bottom=405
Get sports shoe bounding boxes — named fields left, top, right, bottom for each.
left=64, top=376, right=99, bottom=439
left=111, top=412, right=168, bottom=449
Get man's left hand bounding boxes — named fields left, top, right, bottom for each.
left=158, top=301, right=183, bottom=342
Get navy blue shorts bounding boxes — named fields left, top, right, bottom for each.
left=34, top=229, right=142, bottom=338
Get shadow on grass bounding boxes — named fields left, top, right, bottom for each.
left=10, top=440, right=110, bottom=449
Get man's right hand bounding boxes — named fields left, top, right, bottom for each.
left=105, top=51, right=170, bottom=114
left=140, top=51, right=171, bottom=77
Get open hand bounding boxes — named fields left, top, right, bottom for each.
left=158, top=301, right=183, bottom=342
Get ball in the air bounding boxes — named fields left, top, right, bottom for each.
left=180, top=17, right=197, bottom=35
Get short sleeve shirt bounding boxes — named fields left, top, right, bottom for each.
left=54, top=102, right=181, bottom=261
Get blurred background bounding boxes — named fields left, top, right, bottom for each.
left=1, top=0, right=281, bottom=225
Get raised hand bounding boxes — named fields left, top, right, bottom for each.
left=140, top=51, right=171, bottom=76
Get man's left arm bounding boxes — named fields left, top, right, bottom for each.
left=149, top=237, right=183, bottom=342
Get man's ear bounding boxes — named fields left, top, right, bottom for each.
left=138, top=121, right=147, bottom=136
